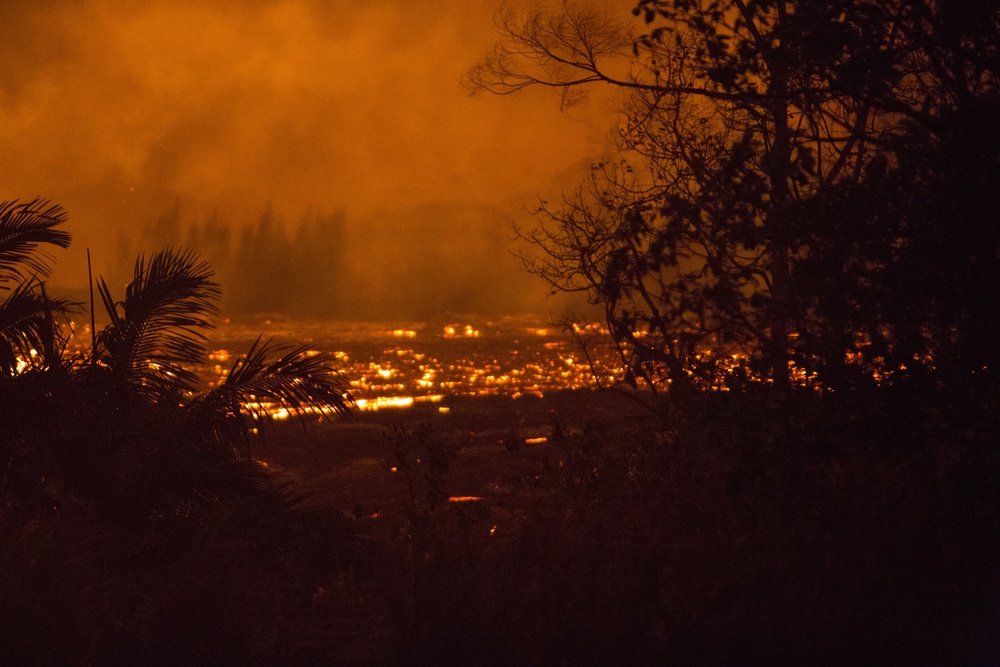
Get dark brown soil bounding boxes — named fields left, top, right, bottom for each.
left=254, top=390, right=649, bottom=523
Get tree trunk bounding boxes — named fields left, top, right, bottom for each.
left=765, top=47, right=793, bottom=391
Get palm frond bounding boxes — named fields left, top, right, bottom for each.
left=34, top=284, right=78, bottom=372
left=221, top=335, right=354, bottom=419
left=0, top=279, right=78, bottom=374
left=0, top=199, right=72, bottom=287
left=97, top=248, right=221, bottom=399
left=189, top=335, right=354, bottom=455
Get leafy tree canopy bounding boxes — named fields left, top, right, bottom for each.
left=469, top=0, right=1000, bottom=393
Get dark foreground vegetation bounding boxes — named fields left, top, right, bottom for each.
left=0, top=199, right=997, bottom=663
left=4, top=0, right=1000, bottom=660
left=3, top=383, right=999, bottom=665
left=0, top=202, right=996, bottom=665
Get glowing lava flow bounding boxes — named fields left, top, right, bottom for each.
left=195, top=318, right=621, bottom=413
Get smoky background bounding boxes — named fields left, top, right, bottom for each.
left=0, top=0, right=631, bottom=319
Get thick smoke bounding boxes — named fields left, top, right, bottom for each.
left=111, top=201, right=560, bottom=319
left=0, top=0, right=620, bottom=317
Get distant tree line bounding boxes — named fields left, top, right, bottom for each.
left=119, top=205, right=349, bottom=317
left=468, top=0, right=1000, bottom=393
left=115, top=202, right=537, bottom=320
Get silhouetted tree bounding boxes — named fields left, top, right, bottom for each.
left=184, top=212, right=233, bottom=289
left=469, top=0, right=1000, bottom=392
left=877, top=2, right=999, bottom=385
left=287, top=210, right=348, bottom=316
left=228, top=208, right=294, bottom=314
left=0, top=201, right=353, bottom=526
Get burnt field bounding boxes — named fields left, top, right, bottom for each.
left=256, top=389, right=650, bottom=526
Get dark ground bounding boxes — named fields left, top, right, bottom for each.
left=4, top=388, right=999, bottom=665
left=251, top=387, right=1000, bottom=665
left=258, top=391, right=648, bottom=531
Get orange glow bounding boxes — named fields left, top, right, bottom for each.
left=355, top=396, right=413, bottom=411
left=52, top=314, right=921, bottom=423
left=8, top=1, right=620, bottom=298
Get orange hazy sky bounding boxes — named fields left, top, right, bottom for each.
left=0, top=0, right=630, bottom=291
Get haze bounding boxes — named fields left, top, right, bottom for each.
left=0, top=0, right=625, bottom=318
